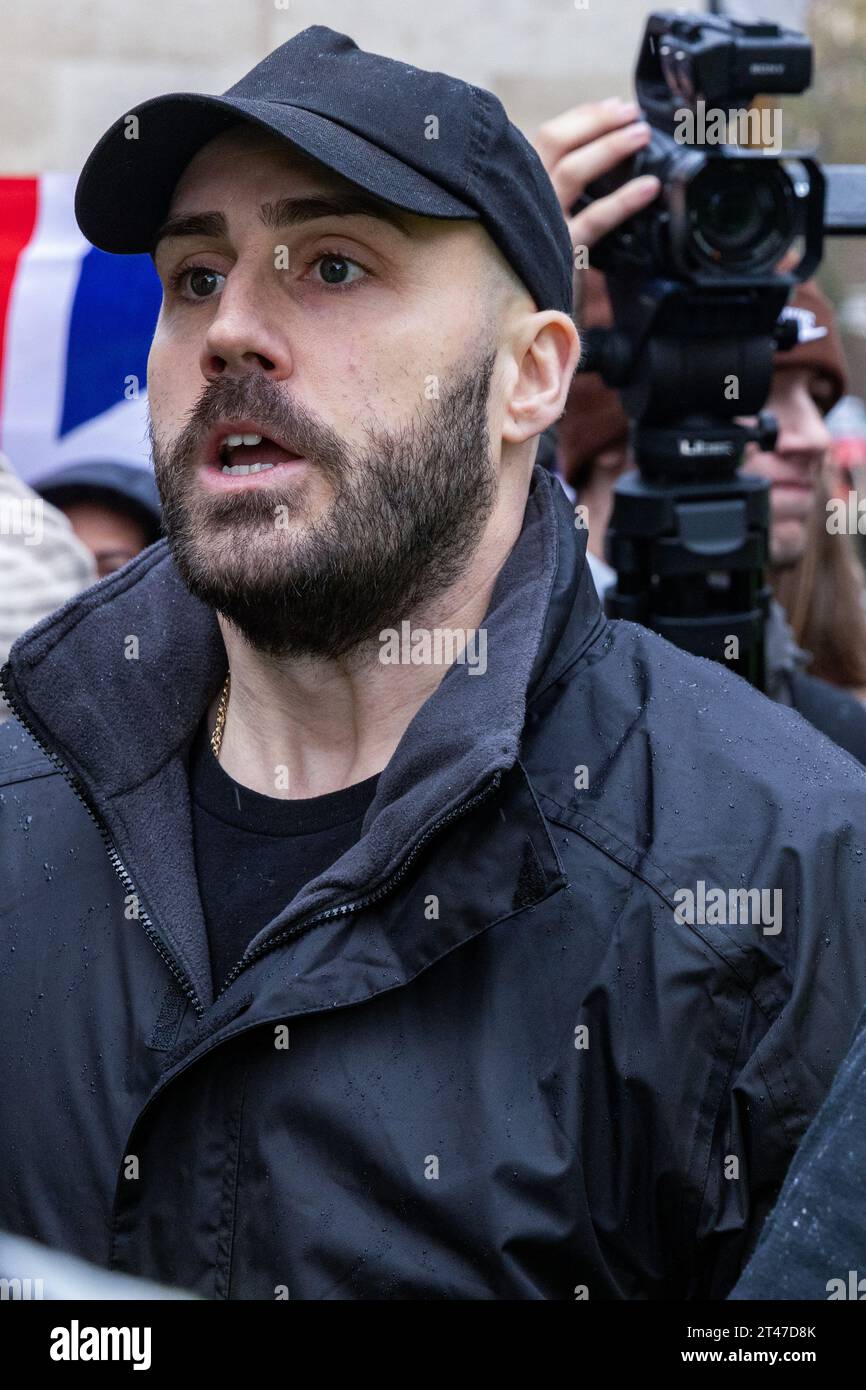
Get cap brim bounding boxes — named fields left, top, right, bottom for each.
left=75, top=93, right=477, bottom=253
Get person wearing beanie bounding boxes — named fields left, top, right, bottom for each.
left=31, top=461, right=163, bottom=578
left=740, top=276, right=847, bottom=570
left=0, top=452, right=97, bottom=724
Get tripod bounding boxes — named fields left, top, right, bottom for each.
left=581, top=286, right=796, bottom=692
left=603, top=419, right=775, bottom=691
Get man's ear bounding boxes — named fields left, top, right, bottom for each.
left=501, top=312, right=581, bottom=446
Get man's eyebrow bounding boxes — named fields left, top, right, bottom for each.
left=260, top=193, right=413, bottom=237
left=151, top=194, right=412, bottom=256
left=151, top=211, right=228, bottom=254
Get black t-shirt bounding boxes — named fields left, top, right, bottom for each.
left=187, top=720, right=381, bottom=994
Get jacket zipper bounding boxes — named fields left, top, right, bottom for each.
left=0, top=661, right=206, bottom=1017
left=1, top=660, right=503, bottom=1011
left=215, top=770, right=503, bottom=998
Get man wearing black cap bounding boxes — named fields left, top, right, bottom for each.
left=3, top=27, right=866, bottom=1302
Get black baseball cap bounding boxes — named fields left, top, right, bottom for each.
left=74, top=25, right=574, bottom=317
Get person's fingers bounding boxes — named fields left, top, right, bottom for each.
left=568, top=174, right=661, bottom=250
left=547, top=121, right=652, bottom=215
left=533, top=97, right=641, bottom=173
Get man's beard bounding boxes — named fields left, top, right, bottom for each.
left=150, top=352, right=499, bottom=660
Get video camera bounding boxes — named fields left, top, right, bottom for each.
left=573, top=10, right=866, bottom=690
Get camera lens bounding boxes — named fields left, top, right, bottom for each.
left=686, top=160, right=795, bottom=273
left=700, top=185, right=763, bottom=249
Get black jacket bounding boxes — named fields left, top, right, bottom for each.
left=729, top=997, right=866, bottom=1300
left=786, top=666, right=866, bottom=766
left=3, top=465, right=866, bottom=1300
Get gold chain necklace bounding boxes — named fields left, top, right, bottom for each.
left=211, top=672, right=231, bottom=760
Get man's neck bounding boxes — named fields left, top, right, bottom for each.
left=210, top=504, right=524, bottom=800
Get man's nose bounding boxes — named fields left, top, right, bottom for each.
left=199, top=274, right=293, bottom=383
left=774, top=387, right=832, bottom=466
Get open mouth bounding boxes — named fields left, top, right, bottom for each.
left=199, top=424, right=310, bottom=492
left=216, top=432, right=302, bottom=474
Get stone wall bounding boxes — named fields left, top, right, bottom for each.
left=0, top=0, right=659, bottom=172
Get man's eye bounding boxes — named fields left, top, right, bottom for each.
left=170, top=266, right=225, bottom=300
left=312, top=254, right=366, bottom=287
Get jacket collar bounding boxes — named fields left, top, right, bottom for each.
left=2, top=465, right=605, bottom=1011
